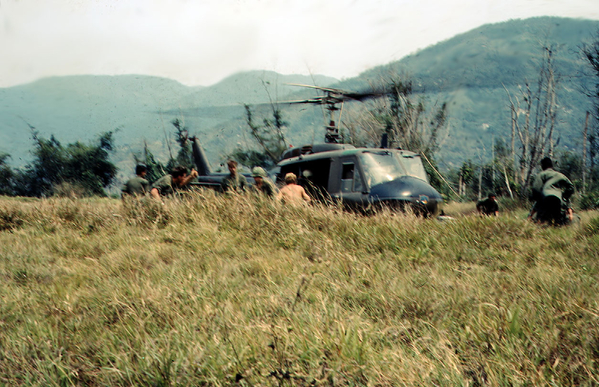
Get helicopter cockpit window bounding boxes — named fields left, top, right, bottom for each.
left=341, top=163, right=363, bottom=193
left=398, top=154, right=428, bottom=181
left=359, top=151, right=427, bottom=187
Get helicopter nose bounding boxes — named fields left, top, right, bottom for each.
left=369, top=176, right=441, bottom=200
left=369, top=176, right=442, bottom=215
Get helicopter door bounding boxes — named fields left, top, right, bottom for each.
left=341, top=163, right=363, bottom=192
left=336, top=159, right=367, bottom=208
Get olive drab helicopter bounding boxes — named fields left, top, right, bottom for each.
left=189, top=83, right=443, bottom=216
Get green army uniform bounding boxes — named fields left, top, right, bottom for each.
left=255, top=178, right=278, bottom=197
left=532, top=168, right=574, bottom=204
left=221, top=173, right=247, bottom=193
left=152, top=174, right=176, bottom=196
left=531, top=168, right=574, bottom=223
left=122, top=176, right=150, bottom=196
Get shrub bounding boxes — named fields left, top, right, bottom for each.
left=578, top=191, right=599, bottom=210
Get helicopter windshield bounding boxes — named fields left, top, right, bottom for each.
left=359, top=151, right=428, bottom=187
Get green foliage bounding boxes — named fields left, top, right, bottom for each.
left=582, top=28, right=599, bottom=167
left=557, top=151, right=584, bottom=189
left=134, top=142, right=167, bottom=184
left=0, top=153, right=14, bottom=196
left=228, top=147, right=273, bottom=169
left=238, top=104, right=288, bottom=168
left=132, top=120, right=196, bottom=183
left=460, top=160, right=476, bottom=185
left=2, top=18, right=599, bottom=173
left=10, top=131, right=118, bottom=197
left=168, top=119, right=194, bottom=171
left=579, top=191, right=599, bottom=210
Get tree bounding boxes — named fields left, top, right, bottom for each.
left=348, top=79, right=447, bottom=154
left=133, top=142, right=167, bottom=184
left=131, top=119, right=193, bottom=184
left=556, top=151, right=583, bottom=190
left=240, top=104, right=288, bottom=168
left=504, top=45, right=560, bottom=197
left=492, top=138, right=516, bottom=199
left=582, top=30, right=599, bottom=182
left=169, top=119, right=194, bottom=170
left=0, top=153, right=15, bottom=196
left=458, top=160, right=476, bottom=198
left=15, top=131, right=118, bottom=197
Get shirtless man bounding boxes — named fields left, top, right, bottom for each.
left=277, top=172, right=311, bottom=204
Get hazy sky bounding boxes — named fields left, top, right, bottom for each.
left=1, top=0, right=599, bottom=88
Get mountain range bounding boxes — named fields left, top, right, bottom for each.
left=1, top=16, right=598, bottom=184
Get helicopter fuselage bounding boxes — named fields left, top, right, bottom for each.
left=276, top=144, right=443, bottom=216
left=189, top=137, right=442, bottom=215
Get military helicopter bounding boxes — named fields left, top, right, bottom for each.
left=269, top=84, right=443, bottom=215
left=189, top=83, right=443, bottom=216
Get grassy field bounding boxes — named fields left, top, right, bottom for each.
left=1, top=194, right=598, bottom=386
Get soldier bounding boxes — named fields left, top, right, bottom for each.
left=221, top=160, right=247, bottom=193
left=251, top=166, right=278, bottom=197
left=122, top=164, right=150, bottom=197
left=277, top=172, right=311, bottom=205
left=529, top=157, right=574, bottom=225
left=150, top=166, right=198, bottom=199
left=476, top=193, right=499, bottom=216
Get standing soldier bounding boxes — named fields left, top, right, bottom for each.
left=251, top=167, right=278, bottom=197
left=122, top=164, right=150, bottom=197
left=221, top=160, right=247, bottom=193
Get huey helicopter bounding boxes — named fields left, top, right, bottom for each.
left=189, top=83, right=443, bottom=216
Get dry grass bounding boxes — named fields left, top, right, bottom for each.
left=1, top=194, right=598, bottom=386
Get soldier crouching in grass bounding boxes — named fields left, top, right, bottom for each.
left=251, top=166, right=278, bottom=197
left=528, top=157, right=575, bottom=225
left=122, top=164, right=150, bottom=197
left=476, top=193, right=499, bottom=216
left=150, top=166, right=198, bottom=200
left=221, top=159, right=247, bottom=194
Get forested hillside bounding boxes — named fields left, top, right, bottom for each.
left=1, top=17, right=598, bottom=183
left=0, top=72, right=338, bottom=181
left=345, top=16, right=599, bottom=168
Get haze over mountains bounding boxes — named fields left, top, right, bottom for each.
left=1, top=16, right=598, bottom=183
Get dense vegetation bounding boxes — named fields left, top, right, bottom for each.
left=2, top=18, right=598, bottom=173
left=0, top=132, right=117, bottom=198
left=1, top=194, right=598, bottom=385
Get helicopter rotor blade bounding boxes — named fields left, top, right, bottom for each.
left=277, top=98, right=328, bottom=104
left=286, top=83, right=390, bottom=102
left=285, top=83, right=349, bottom=94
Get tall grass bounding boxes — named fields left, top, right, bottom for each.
left=1, top=194, right=598, bottom=386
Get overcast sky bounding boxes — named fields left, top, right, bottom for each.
left=1, top=0, right=599, bottom=88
